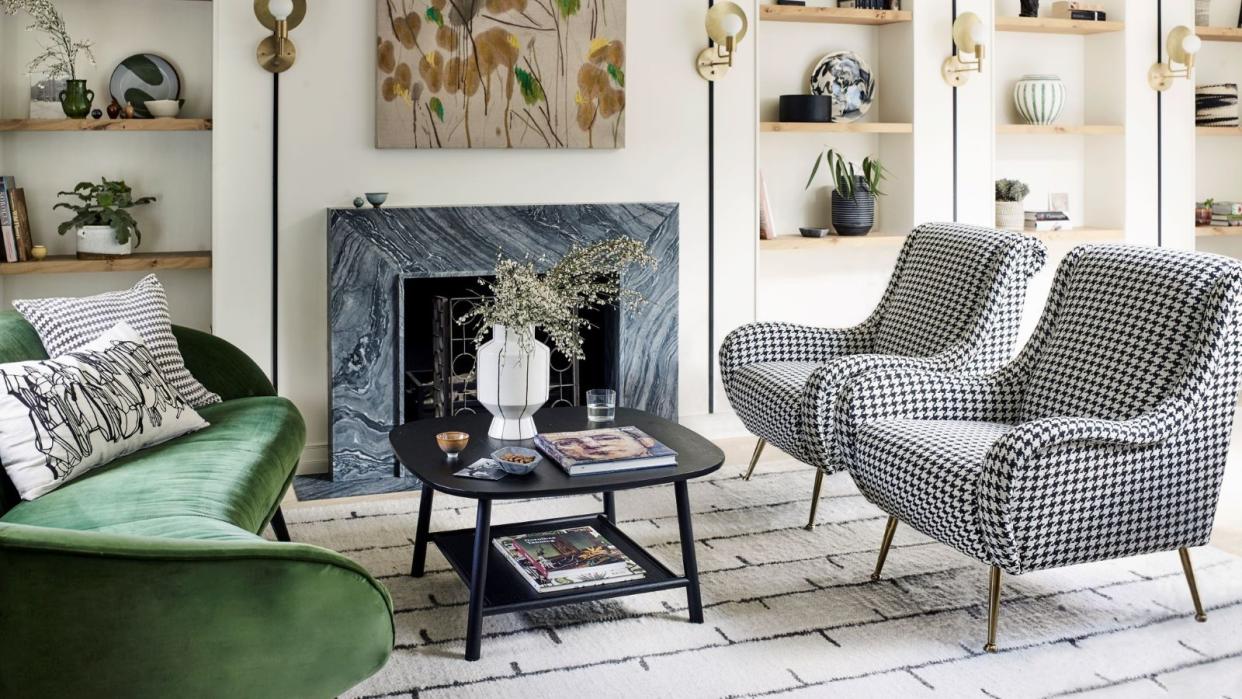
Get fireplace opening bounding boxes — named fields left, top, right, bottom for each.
left=402, top=276, right=620, bottom=422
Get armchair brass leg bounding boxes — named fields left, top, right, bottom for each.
left=1179, top=547, right=1208, bottom=622
left=743, top=439, right=766, bottom=481
left=870, top=516, right=899, bottom=581
left=804, top=469, right=825, bottom=531
left=984, top=566, right=1002, bottom=653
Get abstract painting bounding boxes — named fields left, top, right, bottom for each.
left=376, top=0, right=626, bottom=149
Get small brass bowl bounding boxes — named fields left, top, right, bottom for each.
left=436, top=431, right=469, bottom=459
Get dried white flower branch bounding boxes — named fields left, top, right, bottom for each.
left=2, top=0, right=94, bottom=80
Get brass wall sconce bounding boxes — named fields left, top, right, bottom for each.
left=256, top=0, right=307, bottom=74
left=697, top=2, right=749, bottom=81
left=1149, top=25, right=1201, bottom=91
left=941, top=12, right=986, bottom=87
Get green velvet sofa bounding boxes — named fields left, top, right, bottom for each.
left=0, top=312, right=393, bottom=698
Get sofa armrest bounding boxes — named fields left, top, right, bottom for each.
left=0, top=523, right=393, bottom=698
left=172, top=325, right=276, bottom=400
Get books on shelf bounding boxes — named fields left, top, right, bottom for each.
left=1025, top=211, right=1070, bottom=232
left=534, top=426, right=677, bottom=476
left=1211, top=202, right=1242, bottom=216
left=1051, top=2, right=1107, bottom=20
left=493, top=526, right=645, bottom=593
left=0, top=176, right=34, bottom=262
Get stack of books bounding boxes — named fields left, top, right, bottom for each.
left=493, top=526, right=645, bottom=593
left=1212, top=201, right=1242, bottom=228
left=534, top=426, right=677, bottom=476
left=0, top=176, right=35, bottom=262
left=1050, top=1, right=1107, bottom=21
left=1025, top=211, right=1071, bottom=232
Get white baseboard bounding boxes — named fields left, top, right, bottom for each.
left=298, top=443, right=331, bottom=475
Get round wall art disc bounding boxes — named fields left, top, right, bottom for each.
left=809, top=51, right=875, bottom=123
left=110, top=53, right=182, bottom=118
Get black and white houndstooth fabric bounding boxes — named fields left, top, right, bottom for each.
left=719, top=223, right=1047, bottom=471
left=837, top=244, right=1242, bottom=576
left=13, top=275, right=222, bottom=408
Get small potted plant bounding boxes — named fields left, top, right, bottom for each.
left=806, top=148, right=888, bottom=236
left=1196, top=198, right=1215, bottom=227
left=55, top=178, right=156, bottom=258
left=461, top=238, right=656, bottom=440
left=2, top=0, right=96, bottom=118
left=995, top=178, right=1030, bottom=232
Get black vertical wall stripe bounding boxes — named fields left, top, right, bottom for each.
left=1156, top=0, right=1163, bottom=247
left=707, top=0, right=716, bottom=413
left=272, top=73, right=280, bottom=390
left=952, top=0, right=959, bottom=222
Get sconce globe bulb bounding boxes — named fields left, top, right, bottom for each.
left=720, top=13, right=744, bottom=38
left=1182, top=34, right=1202, bottom=55
left=269, top=0, right=294, bottom=21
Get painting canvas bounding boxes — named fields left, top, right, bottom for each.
left=376, top=0, right=626, bottom=149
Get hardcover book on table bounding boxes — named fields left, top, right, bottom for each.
left=493, top=526, right=645, bottom=593
left=534, top=426, right=677, bottom=475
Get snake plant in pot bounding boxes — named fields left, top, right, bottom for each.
left=55, top=178, right=156, bottom=258
left=806, top=148, right=888, bottom=236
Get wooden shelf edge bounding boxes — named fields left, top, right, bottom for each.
left=1197, top=26, right=1242, bottom=43
left=761, top=122, right=913, bottom=134
left=996, top=16, right=1124, bottom=35
left=759, top=6, right=912, bottom=25
left=0, top=252, right=212, bottom=275
left=760, top=228, right=1122, bottom=250
left=998, top=124, right=1124, bottom=135
left=1197, top=226, right=1242, bottom=238
left=1197, top=126, right=1242, bottom=137
left=0, top=118, right=212, bottom=132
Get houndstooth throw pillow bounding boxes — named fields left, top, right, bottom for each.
left=13, top=275, right=221, bottom=408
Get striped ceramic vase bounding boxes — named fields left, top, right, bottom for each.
left=831, top=177, right=875, bottom=236
left=1014, top=75, right=1066, bottom=126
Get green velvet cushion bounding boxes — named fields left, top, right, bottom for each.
left=1, top=397, right=306, bottom=538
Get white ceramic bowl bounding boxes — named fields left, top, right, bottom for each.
left=145, top=100, right=181, bottom=118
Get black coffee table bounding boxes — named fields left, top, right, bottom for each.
left=389, top=407, right=725, bottom=661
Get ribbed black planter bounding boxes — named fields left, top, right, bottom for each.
left=831, top=177, right=875, bottom=236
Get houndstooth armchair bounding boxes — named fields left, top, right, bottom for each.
left=719, top=222, right=1047, bottom=529
left=835, top=244, right=1242, bottom=652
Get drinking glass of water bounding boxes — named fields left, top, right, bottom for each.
left=586, top=389, right=617, bottom=422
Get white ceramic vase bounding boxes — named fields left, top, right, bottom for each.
left=76, top=225, right=132, bottom=257
left=475, top=324, right=550, bottom=440
left=996, top=201, right=1025, bottom=232
left=1013, top=74, right=1066, bottom=126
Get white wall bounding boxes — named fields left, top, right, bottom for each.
left=212, top=0, right=728, bottom=473
left=0, top=0, right=213, bottom=329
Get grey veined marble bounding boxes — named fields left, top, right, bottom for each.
left=328, top=203, right=680, bottom=483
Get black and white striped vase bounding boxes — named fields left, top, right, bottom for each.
left=831, top=177, right=875, bottom=236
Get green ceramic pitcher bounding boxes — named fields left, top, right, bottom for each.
left=59, top=80, right=94, bottom=119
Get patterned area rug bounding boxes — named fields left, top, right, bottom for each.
left=284, top=456, right=1242, bottom=698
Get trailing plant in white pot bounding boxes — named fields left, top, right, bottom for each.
left=995, top=178, right=1029, bottom=232
left=462, top=237, right=656, bottom=440
left=55, top=178, right=155, bottom=258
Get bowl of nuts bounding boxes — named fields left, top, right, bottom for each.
left=491, top=447, right=542, bottom=475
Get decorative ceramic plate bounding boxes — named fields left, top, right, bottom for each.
left=809, top=51, right=875, bottom=123
left=110, top=54, right=181, bottom=118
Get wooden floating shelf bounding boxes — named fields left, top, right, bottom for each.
left=1197, top=226, right=1242, bottom=238
left=760, top=228, right=1122, bottom=250
left=996, top=16, right=1124, bottom=35
left=1197, top=126, right=1242, bottom=137
left=761, top=122, right=913, bottom=134
left=0, top=252, right=212, bottom=275
left=1197, top=26, right=1242, bottom=43
left=998, top=124, right=1124, bottom=135
left=759, top=6, right=912, bottom=25
left=0, top=118, right=212, bottom=132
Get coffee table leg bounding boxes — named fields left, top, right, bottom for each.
left=674, top=480, right=704, bottom=623
left=603, top=491, right=617, bottom=522
left=465, top=498, right=493, bottom=661
left=410, top=485, right=435, bottom=577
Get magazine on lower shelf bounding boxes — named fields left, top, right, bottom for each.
left=534, top=426, right=678, bottom=476
left=493, top=526, right=646, bottom=593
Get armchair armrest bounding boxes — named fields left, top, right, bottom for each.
left=719, top=321, right=873, bottom=386
left=833, top=366, right=1025, bottom=465
left=172, top=325, right=275, bottom=400
left=0, top=523, right=393, bottom=698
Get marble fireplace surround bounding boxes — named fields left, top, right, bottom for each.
left=324, top=203, right=679, bottom=494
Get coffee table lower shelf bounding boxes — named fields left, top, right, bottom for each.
left=432, top=513, right=687, bottom=616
